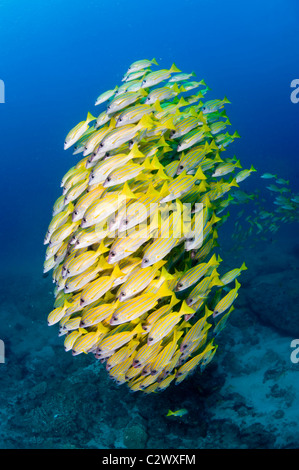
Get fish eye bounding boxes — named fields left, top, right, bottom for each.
left=67, top=269, right=70, bottom=274
left=183, top=344, right=188, bottom=349
left=143, top=258, right=149, bottom=265
left=107, top=106, right=111, bottom=110
left=148, top=337, right=153, bottom=342
left=112, top=316, right=117, bottom=322
left=83, top=217, right=87, bottom=223
left=119, top=117, right=122, bottom=122
left=188, top=237, right=195, bottom=242
left=177, top=372, right=182, bottom=377
left=100, top=143, right=104, bottom=148
left=74, top=210, right=78, bottom=215
left=143, top=80, right=147, bottom=84
left=120, top=292, right=126, bottom=297
left=110, top=251, right=116, bottom=257
left=106, top=176, right=111, bottom=182
left=123, top=218, right=128, bottom=225
left=179, top=165, right=184, bottom=170
left=177, top=282, right=183, bottom=289
left=90, top=174, right=94, bottom=180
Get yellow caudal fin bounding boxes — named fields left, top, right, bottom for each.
left=96, top=323, right=109, bottom=335
left=159, top=266, right=174, bottom=282
left=157, top=135, right=169, bottom=148
left=210, top=274, right=224, bottom=288
left=198, top=180, right=208, bottom=192
left=129, top=142, right=145, bottom=159
left=169, top=63, right=182, bottom=73
left=162, top=117, right=176, bottom=130
left=96, top=240, right=109, bottom=256
left=209, top=253, right=219, bottom=266
left=204, top=305, right=214, bottom=318
left=151, top=155, right=164, bottom=170
left=110, top=264, right=125, bottom=281
left=97, top=254, right=111, bottom=270
left=202, top=124, right=210, bottom=133
left=176, top=96, right=188, bottom=107
left=169, top=293, right=180, bottom=308
left=172, top=83, right=180, bottom=94
left=156, top=168, right=171, bottom=181
left=194, top=166, right=207, bottom=180
left=153, top=99, right=163, bottom=112
left=78, top=327, right=88, bottom=335
left=132, top=322, right=144, bottom=335
left=235, top=159, right=242, bottom=169
left=210, top=213, right=221, bottom=225
left=166, top=410, right=174, bottom=417
left=250, top=165, right=257, bottom=172
left=152, top=57, right=158, bottom=65
left=121, top=181, right=137, bottom=200
left=179, top=300, right=195, bottom=316
left=230, top=178, right=239, bottom=188
left=64, top=299, right=73, bottom=310
left=208, top=140, right=219, bottom=152
left=235, top=279, right=241, bottom=290
left=156, top=282, right=173, bottom=299
left=138, top=87, right=148, bottom=97
left=108, top=116, right=116, bottom=131
left=138, top=114, right=154, bottom=129
left=159, top=181, right=170, bottom=198
left=145, top=182, right=160, bottom=198
left=240, top=262, right=247, bottom=271
left=87, top=111, right=96, bottom=123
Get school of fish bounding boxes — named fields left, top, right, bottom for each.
left=44, top=59, right=251, bottom=393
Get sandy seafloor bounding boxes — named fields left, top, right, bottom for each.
left=0, top=224, right=298, bottom=449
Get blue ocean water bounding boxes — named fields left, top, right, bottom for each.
left=0, top=0, right=298, bottom=449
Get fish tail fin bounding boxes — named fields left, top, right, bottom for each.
left=87, top=111, right=96, bottom=123
left=156, top=282, right=173, bottom=299
left=121, top=181, right=137, bottom=200
left=169, top=63, right=182, bottom=73
left=241, top=262, right=247, bottom=271
left=96, top=241, right=109, bottom=256
left=230, top=178, right=239, bottom=188
left=152, top=58, right=158, bottom=65
left=177, top=96, right=188, bottom=107
left=179, top=300, right=195, bottom=316
left=233, top=131, right=241, bottom=138
left=223, top=96, right=231, bottom=104
left=129, top=142, right=144, bottom=159
left=194, top=166, right=206, bottom=180
left=162, top=117, right=176, bottom=130
left=138, top=114, right=154, bottom=130
left=166, top=410, right=174, bottom=416
left=153, top=99, right=163, bottom=113
left=250, top=165, right=257, bottom=172
left=110, top=264, right=125, bottom=281
left=199, top=79, right=206, bottom=86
